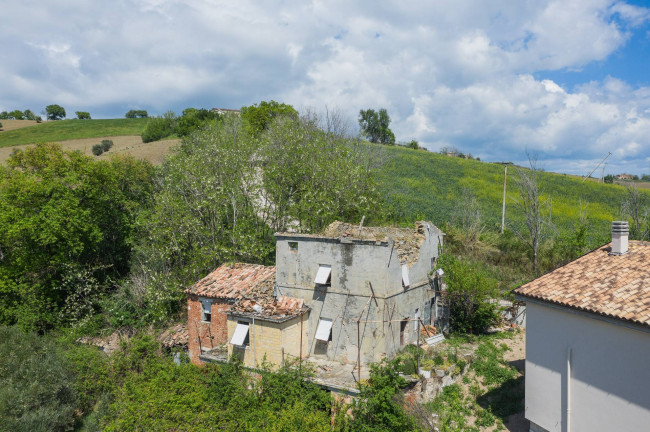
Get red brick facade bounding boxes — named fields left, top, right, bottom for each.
left=187, top=294, right=232, bottom=365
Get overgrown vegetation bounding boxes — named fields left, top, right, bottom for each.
left=0, top=144, right=154, bottom=331
left=424, top=334, right=524, bottom=431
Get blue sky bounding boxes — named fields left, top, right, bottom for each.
left=2, top=0, right=650, bottom=175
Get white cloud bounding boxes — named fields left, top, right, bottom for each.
left=1, top=0, right=650, bottom=173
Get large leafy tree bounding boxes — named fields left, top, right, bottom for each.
left=358, top=108, right=395, bottom=145
left=240, top=100, right=298, bottom=137
left=130, top=113, right=383, bottom=322
left=0, top=144, right=153, bottom=330
left=175, top=107, right=222, bottom=137
left=260, top=116, right=383, bottom=233
left=45, top=104, right=66, bottom=120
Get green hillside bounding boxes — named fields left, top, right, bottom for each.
left=375, top=145, right=630, bottom=243
left=0, top=118, right=149, bottom=147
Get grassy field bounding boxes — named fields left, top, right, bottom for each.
left=0, top=118, right=149, bottom=147
left=0, top=119, right=40, bottom=132
left=0, top=135, right=180, bottom=166
left=373, top=145, right=639, bottom=241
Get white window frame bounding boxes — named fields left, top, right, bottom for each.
left=315, top=318, right=333, bottom=342
left=401, top=265, right=410, bottom=288
left=314, top=264, right=332, bottom=286
left=230, top=321, right=250, bottom=347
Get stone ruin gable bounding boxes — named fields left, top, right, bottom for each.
left=274, top=221, right=443, bottom=297
left=273, top=221, right=443, bottom=365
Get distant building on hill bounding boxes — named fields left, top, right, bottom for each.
left=211, top=108, right=241, bottom=115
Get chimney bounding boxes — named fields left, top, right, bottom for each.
left=610, top=221, right=629, bottom=255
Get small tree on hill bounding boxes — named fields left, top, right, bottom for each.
left=125, top=109, right=148, bottom=118
left=23, top=109, right=37, bottom=120
left=358, top=108, right=395, bottom=144
left=8, top=110, right=24, bottom=120
left=46, top=104, right=66, bottom=120
left=76, top=111, right=91, bottom=120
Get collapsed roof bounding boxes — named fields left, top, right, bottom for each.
left=186, top=263, right=275, bottom=300
left=278, top=221, right=435, bottom=265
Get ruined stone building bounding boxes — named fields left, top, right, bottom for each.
left=187, top=221, right=444, bottom=368
left=275, top=221, right=444, bottom=365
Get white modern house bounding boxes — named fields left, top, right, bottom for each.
left=514, top=221, right=650, bottom=432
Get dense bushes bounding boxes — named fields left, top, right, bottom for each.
left=0, top=144, right=154, bottom=331
left=0, top=326, right=78, bottom=432
left=141, top=111, right=177, bottom=142
left=438, top=254, right=501, bottom=334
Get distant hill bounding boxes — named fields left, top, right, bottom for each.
left=0, top=118, right=149, bottom=147
left=0, top=118, right=639, bottom=244
left=374, top=145, right=636, bottom=242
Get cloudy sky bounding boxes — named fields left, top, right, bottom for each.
left=2, top=0, right=650, bottom=175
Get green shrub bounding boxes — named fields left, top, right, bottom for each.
left=101, top=139, right=114, bottom=152
left=92, top=144, right=104, bottom=156
left=141, top=112, right=177, bottom=142
left=438, top=254, right=501, bottom=334
left=0, top=326, right=77, bottom=432
left=76, top=111, right=91, bottom=120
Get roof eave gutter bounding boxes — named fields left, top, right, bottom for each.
left=516, top=295, right=650, bottom=335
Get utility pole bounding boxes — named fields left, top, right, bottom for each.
left=582, top=152, right=612, bottom=182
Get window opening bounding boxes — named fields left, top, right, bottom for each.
left=231, top=321, right=250, bottom=347
left=288, top=241, right=298, bottom=251
left=401, top=265, right=410, bottom=288
left=314, top=264, right=332, bottom=286
left=200, top=299, right=212, bottom=322
left=315, top=318, right=333, bottom=342
left=400, top=319, right=408, bottom=346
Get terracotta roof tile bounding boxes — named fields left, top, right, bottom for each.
left=514, top=242, right=650, bottom=328
left=186, top=263, right=275, bottom=299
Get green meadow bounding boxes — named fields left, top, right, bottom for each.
left=0, top=118, right=149, bottom=147
left=375, top=144, right=632, bottom=243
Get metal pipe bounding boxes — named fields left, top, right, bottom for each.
left=567, top=347, right=572, bottom=432
left=299, top=313, right=303, bottom=370
left=416, top=320, right=420, bottom=374
left=357, top=320, right=361, bottom=382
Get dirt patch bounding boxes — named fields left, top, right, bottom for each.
left=0, top=119, right=40, bottom=131
left=0, top=136, right=180, bottom=165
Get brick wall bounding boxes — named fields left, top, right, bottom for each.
left=187, top=295, right=231, bottom=365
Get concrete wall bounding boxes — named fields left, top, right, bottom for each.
left=187, top=295, right=231, bottom=365
left=275, top=224, right=442, bottom=364
left=227, top=314, right=309, bottom=369
left=525, top=301, right=650, bottom=432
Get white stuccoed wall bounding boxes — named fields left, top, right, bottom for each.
left=525, top=301, right=650, bottom=432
